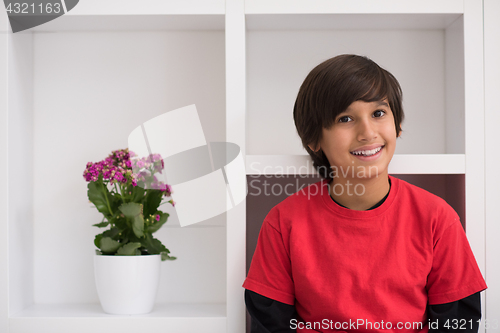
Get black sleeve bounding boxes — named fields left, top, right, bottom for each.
left=245, top=289, right=297, bottom=333
left=246, top=290, right=481, bottom=333
left=428, top=292, right=481, bottom=332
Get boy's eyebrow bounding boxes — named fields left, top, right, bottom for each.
left=376, top=101, right=390, bottom=108
left=343, top=100, right=390, bottom=113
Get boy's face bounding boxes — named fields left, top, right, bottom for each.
left=310, top=99, right=398, bottom=181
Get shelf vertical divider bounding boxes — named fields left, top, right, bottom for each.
left=226, top=0, right=247, bottom=332
left=1, top=9, right=10, bottom=333
left=484, top=0, right=500, bottom=326
left=464, top=0, right=486, bottom=331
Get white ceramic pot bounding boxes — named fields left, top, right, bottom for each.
left=94, top=254, right=161, bottom=315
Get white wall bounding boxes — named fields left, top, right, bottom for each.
left=8, top=32, right=35, bottom=316
left=21, top=30, right=226, bottom=305
left=247, top=29, right=452, bottom=155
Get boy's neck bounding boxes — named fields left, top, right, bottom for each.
left=329, top=174, right=391, bottom=211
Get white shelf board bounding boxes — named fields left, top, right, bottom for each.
left=388, top=154, right=465, bottom=174
left=246, top=13, right=462, bottom=30
left=245, top=0, right=463, bottom=15
left=67, top=0, right=225, bottom=16
left=10, top=303, right=226, bottom=333
left=29, top=14, right=225, bottom=32
left=246, top=154, right=465, bottom=175
left=164, top=224, right=226, bottom=228
left=10, top=302, right=225, bottom=317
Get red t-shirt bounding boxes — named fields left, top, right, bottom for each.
left=243, top=175, right=487, bottom=332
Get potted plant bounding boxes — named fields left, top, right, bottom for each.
left=83, top=148, right=176, bottom=315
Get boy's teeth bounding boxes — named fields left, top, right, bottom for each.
left=351, top=146, right=382, bottom=156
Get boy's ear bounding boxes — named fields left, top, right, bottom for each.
left=308, top=144, right=320, bottom=153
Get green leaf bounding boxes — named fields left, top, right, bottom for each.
left=92, top=221, right=110, bottom=228
left=110, top=215, right=127, bottom=231
left=94, top=233, right=103, bottom=248
left=146, top=212, right=169, bottom=233
left=94, top=228, right=120, bottom=250
left=141, top=235, right=166, bottom=254
left=95, top=249, right=102, bottom=255
left=116, top=242, right=142, bottom=255
left=132, top=216, right=144, bottom=238
left=100, top=237, right=122, bottom=253
left=141, top=235, right=175, bottom=260
left=88, top=181, right=114, bottom=217
left=143, top=190, right=163, bottom=217
left=118, top=202, right=144, bottom=238
left=102, top=227, right=121, bottom=239
left=161, top=252, right=177, bottom=261
left=129, top=186, right=145, bottom=203
left=118, top=202, right=142, bottom=218
left=122, top=229, right=141, bottom=244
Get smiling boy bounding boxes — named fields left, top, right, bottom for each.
left=313, top=98, right=396, bottom=211
left=243, top=54, right=487, bottom=332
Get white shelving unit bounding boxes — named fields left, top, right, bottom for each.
left=0, top=0, right=495, bottom=332
left=484, top=0, right=500, bottom=326
left=244, top=0, right=487, bottom=332
left=1, top=2, right=230, bottom=333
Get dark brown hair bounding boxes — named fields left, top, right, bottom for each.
left=293, top=54, right=404, bottom=181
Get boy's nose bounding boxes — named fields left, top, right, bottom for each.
left=356, top=118, right=377, bottom=141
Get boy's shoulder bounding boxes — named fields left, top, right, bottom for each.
left=392, top=176, right=460, bottom=220
left=262, top=179, right=327, bottom=231
left=266, top=179, right=327, bottom=218
left=395, top=176, right=448, bottom=203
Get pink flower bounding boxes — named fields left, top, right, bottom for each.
left=155, top=214, right=160, bottom=221
left=159, top=183, right=172, bottom=196
left=114, top=172, right=124, bottom=182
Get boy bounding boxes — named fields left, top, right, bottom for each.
left=243, top=54, right=487, bottom=332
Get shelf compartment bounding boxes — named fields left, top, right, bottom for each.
left=245, top=172, right=465, bottom=332
left=246, top=154, right=465, bottom=175
left=246, top=173, right=466, bottom=272
left=246, top=14, right=464, bottom=156
left=8, top=25, right=226, bottom=320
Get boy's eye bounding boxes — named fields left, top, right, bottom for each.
left=337, top=116, right=352, bottom=123
left=337, top=110, right=386, bottom=123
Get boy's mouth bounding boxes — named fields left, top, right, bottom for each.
left=350, top=145, right=385, bottom=157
